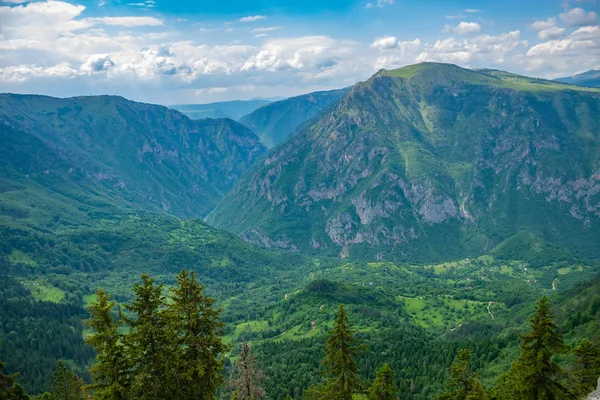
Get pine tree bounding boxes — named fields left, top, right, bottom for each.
left=368, top=363, right=398, bottom=400
left=51, top=361, right=84, bottom=400
left=167, top=269, right=229, bottom=400
left=512, top=296, right=573, bottom=400
left=436, top=349, right=486, bottom=400
left=3, top=383, right=28, bottom=400
left=229, top=342, right=265, bottom=400
left=85, top=289, right=130, bottom=400
left=573, top=338, right=600, bottom=396
left=123, top=273, right=173, bottom=400
left=0, top=342, right=29, bottom=400
left=307, top=304, right=363, bottom=400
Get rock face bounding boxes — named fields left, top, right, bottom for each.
left=0, top=94, right=266, bottom=219
left=588, top=378, right=600, bottom=400
left=239, top=88, right=349, bottom=148
left=207, top=63, right=600, bottom=262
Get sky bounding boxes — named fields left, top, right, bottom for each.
left=0, top=0, right=598, bottom=105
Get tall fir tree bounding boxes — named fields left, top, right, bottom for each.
left=573, top=338, right=600, bottom=396
left=123, top=273, right=173, bottom=400
left=307, top=304, right=363, bottom=400
left=436, top=349, right=486, bottom=400
left=512, top=296, right=573, bottom=400
left=85, top=289, right=131, bottom=400
left=51, top=361, right=84, bottom=400
left=229, top=342, right=265, bottom=400
left=368, top=363, right=398, bottom=400
left=0, top=342, right=28, bottom=400
left=167, top=269, right=229, bottom=400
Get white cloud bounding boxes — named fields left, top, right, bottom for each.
left=238, top=15, right=266, bottom=23
left=465, top=9, right=482, bottom=13
left=445, top=14, right=466, bottom=19
left=442, top=22, right=482, bottom=35
left=81, top=54, right=115, bottom=74
left=531, top=17, right=557, bottom=31
left=90, top=16, right=163, bottom=27
left=253, top=26, right=282, bottom=33
left=370, top=36, right=399, bottom=50
left=538, top=26, right=565, bottom=40
left=0, top=63, right=77, bottom=82
left=365, top=0, right=394, bottom=9
left=559, top=7, right=597, bottom=26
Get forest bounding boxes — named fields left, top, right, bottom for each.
left=1, top=269, right=599, bottom=400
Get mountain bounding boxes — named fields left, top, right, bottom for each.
left=239, top=88, right=349, bottom=148
left=207, top=63, right=600, bottom=261
left=555, top=69, right=600, bottom=88
left=171, top=99, right=272, bottom=120
left=0, top=94, right=265, bottom=225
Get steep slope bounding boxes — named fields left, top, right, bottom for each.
left=555, top=69, right=600, bottom=88
left=239, top=88, right=349, bottom=148
left=0, top=94, right=265, bottom=224
left=207, top=63, right=600, bottom=261
left=171, top=99, right=271, bottom=120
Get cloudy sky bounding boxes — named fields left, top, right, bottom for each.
left=0, top=0, right=598, bottom=104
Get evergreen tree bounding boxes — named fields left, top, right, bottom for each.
left=436, top=349, right=485, bottom=400
left=306, top=304, right=363, bottom=400
left=3, top=383, right=28, bottom=400
left=368, top=363, right=398, bottom=400
left=123, top=273, right=173, bottom=400
left=512, top=296, right=573, bottom=400
left=85, top=289, right=130, bottom=400
left=0, top=342, right=29, bottom=400
left=229, top=342, right=265, bottom=400
left=0, top=341, right=18, bottom=396
left=573, top=338, right=600, bottom=396
left=50, top=361, right=84, bottom=400
left=167, top=269, right=229, bottom=400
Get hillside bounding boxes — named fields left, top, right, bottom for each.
left=207, top=63, right=600, bottom=261
left=555, top=69, right=600, bottom=88
left=0, top=94, right=265, bottom=225
left=239, top=88, right=349, bottom=148
left=171, top=99, right=272, bottom=120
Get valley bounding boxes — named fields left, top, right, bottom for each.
left=0, top=63, right=599, bottom=400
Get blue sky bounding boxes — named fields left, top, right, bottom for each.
left=0, top=0, right=598, bottom=104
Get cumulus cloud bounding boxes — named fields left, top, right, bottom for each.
left=531, top=17, right=557, bottom=31
left=559, top=7, right=597, bottom=26
left=537, top=26, right=565, bottom=40
left=238, top=15, right=266, bottom=22
left=81, top=54, right=115, bottom=74
left=442, top=22, right=482, bottom=35
left=370, top=36, right=399, bottom=50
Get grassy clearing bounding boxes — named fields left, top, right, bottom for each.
left=24, top=280, right=65, bottom=303
left=9, top=250, right=36, bottom=266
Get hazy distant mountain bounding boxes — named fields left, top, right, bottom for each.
left=171, top=99, right=272, bottom=120
left=207, top=63, right=600, bottom=261
left=555, top=69, right=600, bottom=87
left=239, top=88, right=349, bottom=148
left=0, top=94, right=265, bottom=227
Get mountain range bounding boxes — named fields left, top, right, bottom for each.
left=555, top=69, right=600, bottom=88
left=207, top=63, right=600, bottom=262
left=239, top=88, right=350, bottom=148
left=0, top=94, right=265, bottom=227
left=170, top=99, right=272, bottom=120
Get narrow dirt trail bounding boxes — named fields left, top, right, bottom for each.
left=552, top=278, right=559, bottom=291
left=487, top=302, right=494, bottom=320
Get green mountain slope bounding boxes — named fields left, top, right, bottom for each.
left=171, top=99, right=272, bottom=120
left=0, top=94, right=266, bottom=223
left=239, top=88, right=349, bottom=148
left=207, top=63, right=600, bottom=261
left=555, top=69, right=600, bottom=88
